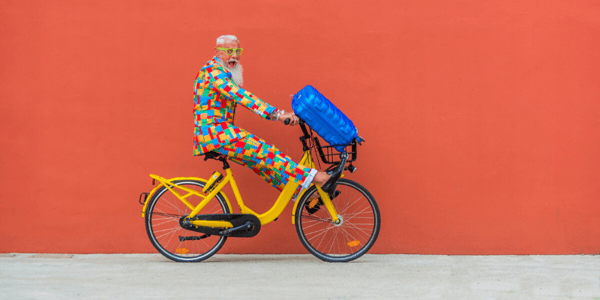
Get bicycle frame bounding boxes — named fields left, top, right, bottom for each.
left=141, top=149, right=340, bottom=229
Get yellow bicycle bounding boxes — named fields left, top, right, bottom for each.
left=139, top=121, right=380, bottom=262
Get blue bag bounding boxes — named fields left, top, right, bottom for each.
left=292, top=85, right=358, bottom=152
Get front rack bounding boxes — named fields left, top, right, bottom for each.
left=312, top=137, right=358, bottom=165
left=297, top=120, right=363, bottom=171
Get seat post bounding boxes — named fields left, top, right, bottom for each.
left=219, top=156, right=230, bottom=170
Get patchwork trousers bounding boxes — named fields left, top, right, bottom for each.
left=214, top=133, right=317, bottom=191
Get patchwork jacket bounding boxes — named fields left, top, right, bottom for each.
left=193, top=57, right=277, bottom=155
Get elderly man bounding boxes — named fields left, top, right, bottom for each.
left=193, top=35, right=330, bottom=194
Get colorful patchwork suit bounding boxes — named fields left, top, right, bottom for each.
left=193, top=57, right=316, bottom=191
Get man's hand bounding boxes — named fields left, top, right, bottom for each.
left=279, top=111, right=299, bottom=125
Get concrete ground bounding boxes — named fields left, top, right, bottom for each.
left=1, top=254, right=599, bottom=300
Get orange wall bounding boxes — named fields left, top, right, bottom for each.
left=1, top=0, right=599, bottom=254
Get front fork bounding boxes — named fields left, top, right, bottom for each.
left=293, top=149, right=343, bottom=224
left=292, top=184, right=340, bottom=224
left=316, top=185, right=340, bottom=224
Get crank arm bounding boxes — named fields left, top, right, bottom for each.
left=179, top=234, right=211, bottom=241
left=219, top=221, right=253, bottom=236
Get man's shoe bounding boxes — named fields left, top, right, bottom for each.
left=320, top=173, right=339, bottom=196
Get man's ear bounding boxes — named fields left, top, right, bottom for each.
left=214, top=47, right=219, bottom=56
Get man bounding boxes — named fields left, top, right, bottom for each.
left=193, top=35, right=331, bottom=194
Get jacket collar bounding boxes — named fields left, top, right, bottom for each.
left=202, top=56, right=232, bottom=77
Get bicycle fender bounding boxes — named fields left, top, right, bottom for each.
left=141, top=180, right=167, bottom=218
left=141, top=175, right=233, bottom=218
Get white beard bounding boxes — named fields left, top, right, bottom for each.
left=218, top=58, right=244, bottom=86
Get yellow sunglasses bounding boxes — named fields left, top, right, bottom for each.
left=217, top=47, right=243, bottom=56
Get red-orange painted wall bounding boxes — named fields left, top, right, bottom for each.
left=1, top=0, right=599, bottom=254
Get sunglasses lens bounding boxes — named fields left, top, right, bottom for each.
left=220, top=48, right=242, bottom=55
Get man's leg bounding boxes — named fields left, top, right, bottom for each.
left=215, top=133, right=317, bottom=191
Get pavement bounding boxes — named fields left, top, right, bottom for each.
left=1, top=254, right=599, bottom=299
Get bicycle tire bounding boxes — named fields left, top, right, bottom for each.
left=145, top=179, right=230, bottom=262
left=295, top=179, right=380, bottom=262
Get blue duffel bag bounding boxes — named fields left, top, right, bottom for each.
left=292, top=85, right=358, bottom=152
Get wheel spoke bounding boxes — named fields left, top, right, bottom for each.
left=314, top=224, right=334, bottom=249
left=343, top=221, right=373, bottom=240
left=146, top=181, right=228, bottom=262
left=297, top=179, right=380, bottom=262
left=300, top=214, right=334, bottom=224
left=157, top=197, right=186, bottom=215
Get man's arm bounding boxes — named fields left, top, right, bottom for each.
left=207, top=69, right=277, bottom=120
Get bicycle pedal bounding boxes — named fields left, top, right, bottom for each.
left=306, top=190, right=341, bottom=215
left=305, top=199, right=323, bottom=215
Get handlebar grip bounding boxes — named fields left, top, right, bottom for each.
left=284, top=118, right=291, bottom=125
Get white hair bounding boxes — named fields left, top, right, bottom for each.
left=216, top=35, right=239, bottom=46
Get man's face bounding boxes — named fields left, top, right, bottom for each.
left=215, top=40, right=241, bottom=69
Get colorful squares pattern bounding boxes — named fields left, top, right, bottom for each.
left=215, top=133, right=312, bottom=191
left=191, top=57, right=310, bottom=192
left=193, top=57, right=277, bottom=155
left=195, top=122, right=247, bottom=154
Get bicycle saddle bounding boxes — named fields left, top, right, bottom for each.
left=202, top=151, right=225, bottom=161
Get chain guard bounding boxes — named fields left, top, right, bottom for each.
left=180, top=214, right=261, bottom=238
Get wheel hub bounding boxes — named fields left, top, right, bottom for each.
left=333, top=215, right=343, bottom=226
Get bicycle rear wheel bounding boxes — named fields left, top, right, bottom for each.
left=145, top=180, right=230, bottom=262
left=295, top=179, right=380, bottom=262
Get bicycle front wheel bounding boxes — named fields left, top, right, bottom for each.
left=145, top=180, right=230, bottom=262
left=295, top=179, right=381, bottom=262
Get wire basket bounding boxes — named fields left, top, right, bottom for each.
left=312, top=136, right=358, bottom=165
